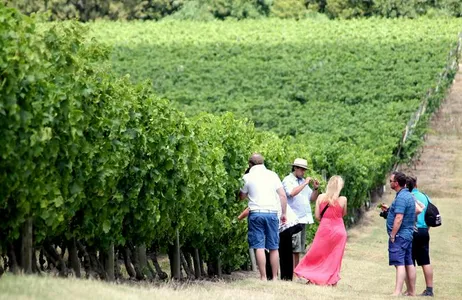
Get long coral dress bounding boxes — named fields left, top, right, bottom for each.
left=294, top=201, right=347, bottom=285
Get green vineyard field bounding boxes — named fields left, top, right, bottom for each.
left=1, top=2, right=461, bottom=278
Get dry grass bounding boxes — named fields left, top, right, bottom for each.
left=2, top=68, right=462, bottom=300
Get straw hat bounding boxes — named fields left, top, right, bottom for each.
left=292, top=158, right=308, bottom=169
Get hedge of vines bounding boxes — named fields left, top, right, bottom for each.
left=0, top=4, right=323, bottom=279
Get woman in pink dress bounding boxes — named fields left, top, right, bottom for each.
left=294, top=175, right=347, bottom=286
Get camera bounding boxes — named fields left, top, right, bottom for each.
left=379, top=210, right=389, bottom=219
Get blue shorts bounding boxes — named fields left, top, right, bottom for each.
left=248, top=212, right=279, bottom=250
left=389, top=236, right=413, bottom=266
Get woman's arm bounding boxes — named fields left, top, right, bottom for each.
left=342, top=197, right=348, bottom=216
left=314, top=194, right=322, bottom=221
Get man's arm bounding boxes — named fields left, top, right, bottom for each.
left=308, top=179, right=320, bottom=202
left=415, top=199, right=425, bottom=215
left=239, top=176, right=248, bottom=200
left=288, top=177, right=311, bottom=197
left=390, top=213, right=403, bottom=242
left=277, top=187, right=287, bottom=222
left=310, top=190, right=319, bottom=202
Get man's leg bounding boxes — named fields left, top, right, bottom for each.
left=247, top=213, right=266, bottom=280
left=422, top=264, right=434, bottom=295
left=279, top=230, right=294, bottom=280
left=393, top=266, right=407, bottom=296
left=269, top=249, right=279, bottom=280
left=389, top=237, right=409, bottom=296
left=300, top=225, right=307, bottom=253
left=265, top=250, right=272, bottom=280
left=255, top=248, right=267, bottom=280
left=265, top=213, right=280, bottom=280
left=418, top=229, right=433, bottom=296
left=404, top=238, right=416, bottom=296
left=404, top=274, right=410, bottom=295
left=292, top=231, right=302, bottom=269
left=405, top=234, right=417, bottom=296
left=405, top=264, right=416, bottom=296
left=293, top=253, right=300, bottom=269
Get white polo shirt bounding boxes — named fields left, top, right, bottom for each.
left=240, top=165, right=283, bottom=212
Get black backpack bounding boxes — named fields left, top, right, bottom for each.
left=423, top=193, right=442, bottom=227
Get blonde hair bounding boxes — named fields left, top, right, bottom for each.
left=323, top=175, right=344, bottom=206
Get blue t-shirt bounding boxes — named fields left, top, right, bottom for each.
left=387, top=188, right=415, bottom=241
left=412, top=188, right=429, bottom=229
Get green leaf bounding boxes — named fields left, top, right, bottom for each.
left=102, top=220, right=111, bottom=234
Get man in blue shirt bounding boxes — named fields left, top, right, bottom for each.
left=407, top=176, right=434, bottom=297
left=282, top=158, right=320, bottom=269
left=387, top=171, right=416, bottom=296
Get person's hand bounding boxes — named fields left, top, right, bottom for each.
left=378, top=203, right=389, bottom=212
left=312, top=179, right=320, bottom=190
left=378, top=203, right=389, bottom=219
left=390, top=234, right=395, bottom=243
left=280, top=214, right=287, bottom=224
left=304, top=177, right=312, bottom=185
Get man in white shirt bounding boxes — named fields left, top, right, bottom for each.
left=282, top=158, right=319, bottom=268
left=240, top=153, right=288, bottom=280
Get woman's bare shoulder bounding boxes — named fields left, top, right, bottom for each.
left=336, top=196, right=347, bottom=206
left=317, top=193, right=326, bottom=201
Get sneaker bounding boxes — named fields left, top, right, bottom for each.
left=420, top=290, right=434, bottom=297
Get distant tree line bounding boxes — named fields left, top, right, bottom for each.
left=4, top=0, right=462, bottom=21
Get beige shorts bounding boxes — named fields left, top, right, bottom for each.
left=292, top=225, right=307, bottom=253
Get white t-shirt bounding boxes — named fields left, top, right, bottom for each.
left=240, top=165, right=283, bottom=212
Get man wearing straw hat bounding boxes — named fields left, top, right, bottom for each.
left=283, top=158, right=320, bottom=269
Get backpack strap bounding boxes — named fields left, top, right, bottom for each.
left=422, top=192, right=431, bottom=204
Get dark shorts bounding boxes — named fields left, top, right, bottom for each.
left=248, top=212, right=279, bottom=250
left=389, top=236, right=413, bottom=266
left=413, top=228, right=430, bottom=266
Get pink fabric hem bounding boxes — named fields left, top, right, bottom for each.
left=294, top=272, right=340, bottom=286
